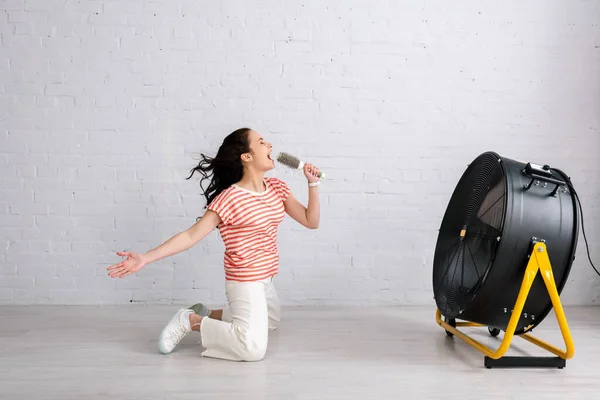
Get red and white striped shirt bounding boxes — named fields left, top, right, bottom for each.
left=207, top=177, right=291, bottom=282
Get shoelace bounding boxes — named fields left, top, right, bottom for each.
left=165, top=320, right=188, bottom=345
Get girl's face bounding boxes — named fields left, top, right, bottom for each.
left=243, top=129, right=274, bottom=172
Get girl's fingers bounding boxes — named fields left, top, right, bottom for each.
left=307, top=164, right=318, bottom=175
left=109, top=266, right=128, bottom=278
left=118, top=269, right=134, bottom=278
left=116, top=251, right=130, bottom=257
left=107, top=262, right=124, bottom=271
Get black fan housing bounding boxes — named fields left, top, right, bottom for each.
left=432, top=151, right=578, bottom=334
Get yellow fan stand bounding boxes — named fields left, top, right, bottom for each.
left=436, top=241, right=574, bottom=369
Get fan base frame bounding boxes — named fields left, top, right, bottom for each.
left=435, top=240, right=574, bottom=369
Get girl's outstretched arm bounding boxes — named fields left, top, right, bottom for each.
left=107, top=210, right=221, bottom=279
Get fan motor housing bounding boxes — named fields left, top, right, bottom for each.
left=432, top=151, right=579, bottom=334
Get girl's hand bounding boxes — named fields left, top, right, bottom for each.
left=304, top=163, right=321, bottom=184
left=107, top=251, right=147, bottom=279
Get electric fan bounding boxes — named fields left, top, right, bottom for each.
left=432, top=151, right=579, bottom=369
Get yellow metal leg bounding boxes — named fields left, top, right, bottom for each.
left=435, top=241, right=574, bottom=368
left=519, top=242, right=575, bottom=359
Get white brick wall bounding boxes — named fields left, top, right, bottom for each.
left=1, top=0, right=599, bottom=306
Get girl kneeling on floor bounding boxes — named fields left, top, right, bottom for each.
left=107, top=128, right=321, bottom=361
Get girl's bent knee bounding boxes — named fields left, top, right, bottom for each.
left=242, top=347, right=266, bottom=361
left=235, top=331, right=267, bottom=361
left=238, top=337, right=267, bottom=361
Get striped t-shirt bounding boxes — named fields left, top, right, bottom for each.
left=206, top=177, right=291, bottom=282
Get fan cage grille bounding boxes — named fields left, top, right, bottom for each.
left=433, top=154, right=507, bottom=317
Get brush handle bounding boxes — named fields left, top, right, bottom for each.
left=297, top=161, right=326, bottom=179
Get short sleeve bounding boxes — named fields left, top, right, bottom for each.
left=268, top=177, right=291, bottom=201
left=206, top=190, right=234, bottom=225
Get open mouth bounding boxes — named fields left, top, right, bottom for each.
left=267, top=152, right=273, bottom=161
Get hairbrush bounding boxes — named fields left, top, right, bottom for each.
left=276, top=152, right=326, bottom=178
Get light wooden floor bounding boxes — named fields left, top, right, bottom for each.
left=0, top=305, right=599, bottom=399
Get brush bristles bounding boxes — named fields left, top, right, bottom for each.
left=276, top=152, right=301, bottom=169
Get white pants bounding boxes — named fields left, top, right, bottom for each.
left=199, top=276, right=281, bottom=361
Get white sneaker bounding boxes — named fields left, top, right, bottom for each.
left=158, top=308, right=192, bottom=354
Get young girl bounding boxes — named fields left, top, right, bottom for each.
left=107, top=128, right=321, bottom=361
